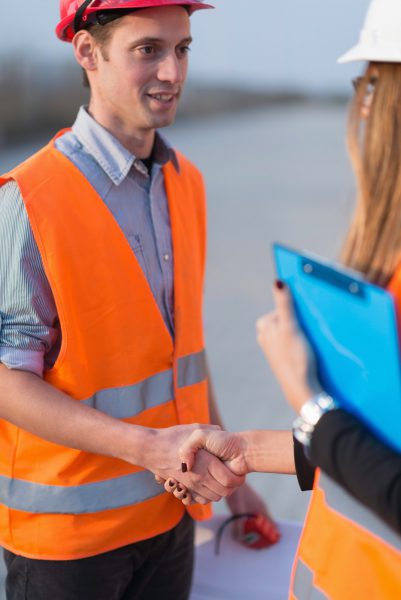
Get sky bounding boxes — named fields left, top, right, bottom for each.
left=1, top=0, right=370, bottom=92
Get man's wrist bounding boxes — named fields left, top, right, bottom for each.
left=117, top=425, right=157, bottom=469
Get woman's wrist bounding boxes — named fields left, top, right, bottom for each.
left=287, top=381, right=324, bottom=413
left=239, top=430, right=296, bottom=475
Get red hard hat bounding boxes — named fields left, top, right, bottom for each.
left=56, top=0, right=214, bottom=42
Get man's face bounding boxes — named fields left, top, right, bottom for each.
left=91, top=7, right=191, bottom=131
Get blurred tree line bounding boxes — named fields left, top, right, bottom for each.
left=0, top=56, right=346, bottom=147
left=0, top=57, right=87, bottom=144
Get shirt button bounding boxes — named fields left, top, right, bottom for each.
left=163, top=254, right=170, bottom=262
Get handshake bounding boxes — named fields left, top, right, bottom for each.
left=148, top=424, right=293, bottom=508
left=152, top=425, right=250, bottom=506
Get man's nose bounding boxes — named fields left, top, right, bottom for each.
left=157, top=53, right=184, bottom=84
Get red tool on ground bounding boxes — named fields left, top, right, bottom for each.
left=240, top=514, right=281, bottom=549
left=215, top=513, right=281, bottom=554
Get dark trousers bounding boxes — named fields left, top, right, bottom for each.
left=3, top=513, right=194, bottom=600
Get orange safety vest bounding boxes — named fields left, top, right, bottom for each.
left=0, top=135, right=211, bottom=560
left=289, top=273, right=401, bottom=600
left=290, top=470, right=401, bottom=600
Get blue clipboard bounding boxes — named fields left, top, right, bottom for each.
left=273, top=243, right=401, bottom=453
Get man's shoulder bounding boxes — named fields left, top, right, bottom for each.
left=2, top=143, right=51, bottom=180
left=2, top=128, right=74, bottom=180
left=1, top=137, right=72, bottom=196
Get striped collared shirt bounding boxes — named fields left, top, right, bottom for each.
left=0, top=107, right=178, bottom=377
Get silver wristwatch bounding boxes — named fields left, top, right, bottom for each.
left=293, top=392, right=338, bottom=450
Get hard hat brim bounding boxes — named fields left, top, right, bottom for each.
left=338, top=42, right=401, bottom=64
left=57, top=0, right=214, bottom=42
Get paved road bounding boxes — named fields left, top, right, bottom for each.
left=0, top=102, right=353, bottom=596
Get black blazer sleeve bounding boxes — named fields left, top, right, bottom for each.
left=293, top=437, right=315, bottom=491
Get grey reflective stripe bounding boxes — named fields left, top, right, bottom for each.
left=320, top=472, right=401, bottom=553
left=293, top=559, right=328, bottom=600
left=83, top=368, right=174, bottom=418
left=0, top=352, right=208, bottom=515
left=82, top=350, right=207, bottom=419
left=177, top=350, right=207, bottom=388
left=0, top=470, right=164, bottom=515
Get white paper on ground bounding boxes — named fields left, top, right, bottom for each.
left=190, top=516, right=302, bottom=600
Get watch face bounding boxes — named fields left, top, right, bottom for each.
left=295, top=394, right=337, bottom=450
left=300, top=400, right=322, bottom=426
left=319, top=395, right=336, bottom=411
left=308, top=403, right=322, bottom=426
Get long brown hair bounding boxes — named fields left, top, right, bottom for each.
left=342, top=62, right=401, bottom=286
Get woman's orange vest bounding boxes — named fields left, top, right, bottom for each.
left=0, top=137, right=211, bottom=560
left=289, top=273, right=401, bottom=600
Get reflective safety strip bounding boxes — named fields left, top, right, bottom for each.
left=320, top=472, right=401, bottom=553
left=177, top=350, right=207, bottom=389
left=83, top=368, right=174, bottom=418
left=293, top=559, right=328, bottom=600
left=0, top=470, right=164, bottom=515
left=82, top=350, right=207, bottom=419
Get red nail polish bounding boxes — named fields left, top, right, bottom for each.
left=181, top=463, right=188, bottom=473
left=183, top=494, right=187, bottom=500
left=275, top=279, right=285, bottom=290
left=168, top=480, right=175, bottom=487
left=177, top=486, right=182, bottom=492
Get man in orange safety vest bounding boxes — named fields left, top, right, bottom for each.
left=0, top=1, right=273, bottom=598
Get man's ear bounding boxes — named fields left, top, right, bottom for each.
left=72, top=30, right=98, bottom=75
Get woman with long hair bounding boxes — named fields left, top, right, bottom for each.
left=163, top=0, right=401, bottom=597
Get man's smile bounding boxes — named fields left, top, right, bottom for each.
left=146, top=91, right=179, bottom=107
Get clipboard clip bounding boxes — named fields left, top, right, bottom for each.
left=300, top=258, right=365, bottom=299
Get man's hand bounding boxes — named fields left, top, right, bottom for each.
left=144, top=425, right=245, bottom=503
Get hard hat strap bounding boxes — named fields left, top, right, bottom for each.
left=74, top=0, right=95, bottom=34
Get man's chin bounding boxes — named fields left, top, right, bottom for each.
left=149, top=111, right=178, bottom=130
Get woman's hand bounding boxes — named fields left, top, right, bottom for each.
left=256, top=281, right=322, bottom=412
left=179, top=429, right=249, bottom=475
left=161, top=477, right=194, bottom=506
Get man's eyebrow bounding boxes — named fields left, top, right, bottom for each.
left=130, top=36, right=193, bottom=46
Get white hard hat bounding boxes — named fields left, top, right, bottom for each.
left=338, top=0, right=401, bottom=64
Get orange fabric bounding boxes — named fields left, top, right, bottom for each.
left=290, top=471, right=401, bottom=599
left=0, top=495, right=185, bottom=561
left=0, top=138, right=211, bottom=559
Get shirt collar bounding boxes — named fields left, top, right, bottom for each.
left=72, top=106, right=179, bottom=186
left=154, top=131, right=180, bottom=174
